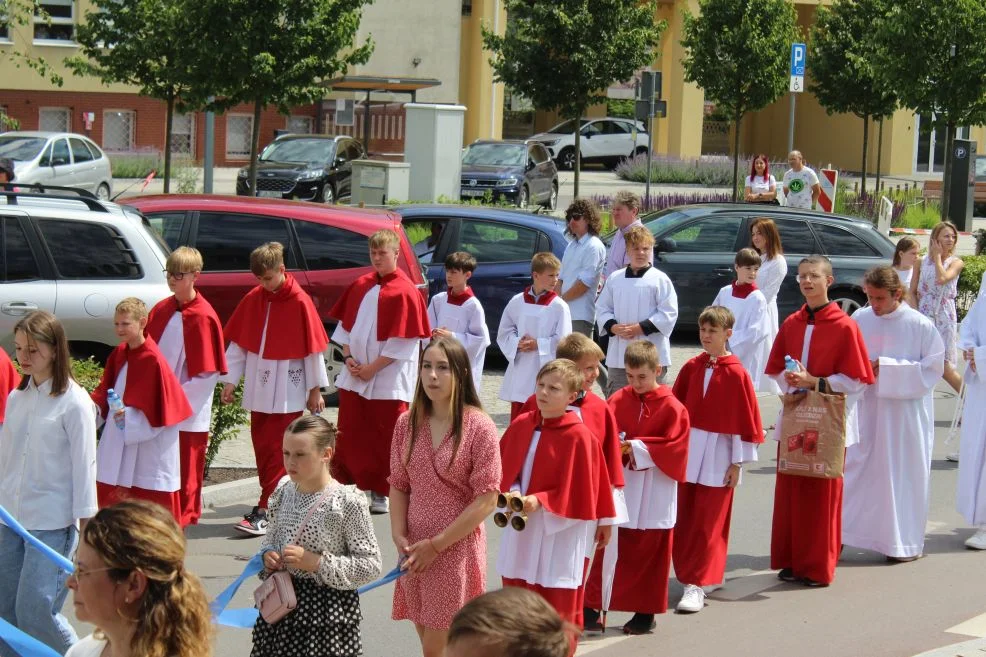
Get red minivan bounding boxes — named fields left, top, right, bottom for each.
left=122, top=195, right=429, bottom=400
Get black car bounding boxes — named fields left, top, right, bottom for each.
left=460, top=140, right=558, bottom=210
left=610, top=204, right=896, bottom=328
left=235, top=134, right=364, bottom=203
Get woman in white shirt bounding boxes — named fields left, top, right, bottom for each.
left=750, top=218, right=788, bottom=394
left=893, top=236, right=920, bottom=308
left=744, top=155, right=777, bottom=204
left=0, top=311, right=98, bottom=654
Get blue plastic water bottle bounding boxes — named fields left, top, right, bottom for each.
left=107, top=389, right=125, bottom=430
left=784, top=355, right=804, bottom=391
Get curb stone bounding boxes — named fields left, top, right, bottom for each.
left=201, top=475, right=260, bottom=510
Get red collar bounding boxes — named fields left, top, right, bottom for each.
left=523, top=286, right=557, bottom=306
left=446, top=287, right=475, bottom=306
left=732, top=282, right=758, bottom=299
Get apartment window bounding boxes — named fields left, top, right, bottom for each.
left=170, top=113, right=195, bottom=155
left=39, top=107, right=70, bottom=132
left=286, top=115, right=313, bottom=135
left=462, top=0, right=472, bottom=17
left=103, top=110, right=135, bottom=152
left=0, top=16, right=10, bottom=41
left=34, top=0, right=75, bottom=42
left=0, top=106, right=10, bottom=132
left=226, top=114, right=253, bottom=159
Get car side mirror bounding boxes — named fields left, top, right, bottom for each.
left=334, top=157, right=345, bottom=167
left=582, top=131, right=592, bottom=139
left=655, top=237, right=676, bottom=253
left=526, top=159, right=535, bottom=171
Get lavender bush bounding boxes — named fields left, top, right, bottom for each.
left=616, top=153, right=789, bottom=187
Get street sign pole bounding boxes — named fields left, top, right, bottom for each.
left=787, top=94, right=796, bottom=155
left=645, top=95, right=654, bottom=212
left=788, top=43, right=806, bottom=155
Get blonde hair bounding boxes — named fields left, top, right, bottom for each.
left=537, top=359, right=583, bottom=394
left=82, top=501, right=213, bottom=657
left=165, top=246, right=203, bottom=275
left=612, top=190, right=641, bottom=214
left=285, top=415, right=338, bottom=453
left=249, top=242, right=285, bottom=276
left=14, top=311, right=69, bottom=395
left=115, top=297, right=148, bottom=321
left=368, top=229, right=401, bottom=252
left=448, top=587, right=575, bottom=657
left=555, top=332, right=604, bottom=362
left=531, top=252, right=561, bottom=274
left=930, top=221, right=959, bottom=256
left=623, top=340, right=659, bottom=371
left=624, top=224, right=655, bottom=249
left=698, top=305, right=735, bottom=330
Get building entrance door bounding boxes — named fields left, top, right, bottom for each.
left=915, top=113, right=970, bottom=173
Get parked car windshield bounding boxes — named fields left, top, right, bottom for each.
left=546, top=119, right=589, bottom=135
left=0, top=135, right=48, bottom=161
left=260, top=138, right=334, bottom=165
left=640, top=207, right=713, bottom=233
left=462, top=143, right=527, bottom=167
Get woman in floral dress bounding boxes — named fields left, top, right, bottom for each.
left=389, top=336, right=502, bottom=657
left=913, top=221, right=964, bottom=393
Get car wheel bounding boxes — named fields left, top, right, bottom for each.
left=557, top=147, right=577, bottom=171
left=320, top=184, right=336, bottom=204
left=544, top=182, right=558, bottom=211
left=321, top=340, right=345, bottom=406
left=832, top=290, right=866, bottom=316
left=517, top=185, right=529, bottom=209
left=634, top=146, right=649, bottom=159
left=96, top=183, right=111, bottom=200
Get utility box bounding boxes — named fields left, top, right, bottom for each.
left=404, top=103, right=466, bottom=201
left=351, top=160, right=411, bottom=206
left=949, top=139, right=977, bottom=232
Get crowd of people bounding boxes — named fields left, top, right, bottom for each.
left=0, top=186, right=984, bottom=657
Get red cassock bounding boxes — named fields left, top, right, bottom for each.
left=671, top=353, right=763, bottom=587
left=584, top=385, right=690, bottom=615
left=0, top=348, right=20, bottom=424
left=328, top=270, right=430, bottom=495
left=146, top=293, right=228, bottom=527
left=765, top=302, right=874, bottom=584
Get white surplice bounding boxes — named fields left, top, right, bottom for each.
left=497, top=294, right=572, bottom=404
left=154, top=312, right=219, bottom=432
left=687, top=369, right=759, bottom=488
left=958, top=296, right=986, bottom=526
left=712, top=285, right=771, bottom=390
left=843, top=305, right=944, bottom=557
left=596, top=266, right=678, bottom=368
left=426, top=292, right=490, bottom=391
left=758, top=255, right=788, bottom=394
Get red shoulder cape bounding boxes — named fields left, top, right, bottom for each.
left=92, top=338, right=193, bottom=428
left=609, top=385, right=691, bottom=482
left=329, top=269, right=430, bottom=341
left=223, top=273, right=329, bottom=360
left=765, top=303, right=874, bottom=383
left=146, top=294, right=228, bottom=377
left=671, top=353, right=764, bottom=443
left=499, top=411, right=616, bottom=521
left=519, top=391, right=625, bottom=488
left=0, top=349, right=20, bottom=424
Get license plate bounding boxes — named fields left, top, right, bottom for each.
left=461, top=189, right=485, bottom=197
left=258, top=191, right=282, bottom=198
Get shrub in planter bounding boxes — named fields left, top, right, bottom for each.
left=957, top=254, right=986, bottom=321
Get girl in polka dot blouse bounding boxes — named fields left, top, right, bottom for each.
left=252, top=415, right=382, bottom=657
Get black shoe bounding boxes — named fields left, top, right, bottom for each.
left=234, top=506, right=268, bottom=536
left=623, top=613, right=656, bottom=635
left=801, top=577, right=829, bottom=588
left=582, top=607, right=604, bottom=632
left=777, top=568, right=798, bottom=582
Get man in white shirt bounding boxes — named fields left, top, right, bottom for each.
left=604, top=191, right=645, bottom=278
left=558, top=200, right=607, bottom=338
left=782, top=150, right=821, bottom=210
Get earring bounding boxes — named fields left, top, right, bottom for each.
left=124, top=597, right=130, bottom=604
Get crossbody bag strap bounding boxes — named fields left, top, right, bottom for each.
left=290, top=483, right=335, bottom=545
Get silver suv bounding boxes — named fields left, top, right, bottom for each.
left=0, top=185, right=171, bottom=361
left=0, top=132, right=114, bottom=200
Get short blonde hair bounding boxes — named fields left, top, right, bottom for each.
left=698, top=305, right=734, bottom=330
left=555, top=333, right=604, bottom=363
left=531, top=252, right=561, bottom=274
left=249, top=242, right=284, bottom=276
left=368, top=229, right=401, bottom=252
left=612, top=190, right=641, bottom=213
left=448, top=588, right=575, bottom=657
left=115, top=297, right=148, bottom=321
left=166, top=246, right=203, bottom=275
left=624, top=340, right=659, bottom=371
left=537, top=358, right=583, bottom=394
left=624, top=225, right=655, bottom=249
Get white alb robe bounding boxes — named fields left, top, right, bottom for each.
left=155, top=312, right=220, bottom=432
left=596, top=266, right=678, bottom=368
left=843, top=305, right=943, bottom=557
left=712, top=285, right=771, bottom=390
left=497, top=294, right=572, bottom=403
left=759, top=255, right=788, bottom=394
left=426, top=292, right=490, bottom=391
left=957, top=296, right=986, bottom=526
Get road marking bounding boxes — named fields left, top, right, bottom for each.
left=947, top=612, right=986, bottom=638
left=576, top=634, right=632, bottom=655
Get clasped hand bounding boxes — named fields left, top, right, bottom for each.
left=264, top=544, right=320, bottom=573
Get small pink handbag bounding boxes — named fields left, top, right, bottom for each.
left=253, top=485, right=332, bottom=624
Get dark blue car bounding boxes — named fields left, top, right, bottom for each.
left=396, top=205, right=569, bottom=340
left=459, top=140, right=559, bottom=210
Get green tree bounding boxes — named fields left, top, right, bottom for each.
left=206, top=0, right=374, bottom=197
left=68, top=0, right=206, bottom=193
left=680, top=0, right=800, bottom=201
left=483, top=1, right=665, bottom=199
left=875, top=0, right=986, bottom=219
left=810, top=0, right=897, bottom=196
left=1, top=0, right=65, bottom=86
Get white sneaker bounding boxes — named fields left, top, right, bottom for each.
left=676, top=584, right=706, bottom=613
left=946, top=452, right=960, bottom=462
left=965, top=529, right=986, bottom=550
left=369, top=493, right=390, bottom=515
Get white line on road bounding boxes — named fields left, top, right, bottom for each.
left=946, top=612, right=986, bottom=638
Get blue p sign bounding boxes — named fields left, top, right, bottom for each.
left=791, top=43, right=806, bottom=76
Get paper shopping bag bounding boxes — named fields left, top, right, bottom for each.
left=777, top=387, right=847, bottom=479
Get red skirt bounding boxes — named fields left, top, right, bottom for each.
left=584, top=527, right=672, bottom=614
left=672, top=482, right=734, bottom=587
left=771, top=463, right=843, bottom=585
left=97, top=482, right=181, bottom=524
left=334, top=391, right=407, bottom=495
left=178, top=431, right=208, bottom=527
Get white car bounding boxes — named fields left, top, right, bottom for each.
left=0, top=131, right=114, bottom=200
left=530, top=118, right=649, bottom=170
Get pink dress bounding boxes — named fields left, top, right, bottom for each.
left=389, top=407, right=502, bottom=629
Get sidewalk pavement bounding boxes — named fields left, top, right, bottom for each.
left=912, top=638, right=986, bottom=657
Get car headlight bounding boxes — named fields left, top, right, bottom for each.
left=541, top=139, right=558, bottom=147
left=237, top=169, right=248, bottom=178
left=298, top=169, right=324, bottom=182
left=496, top=177, right=519, bottom=188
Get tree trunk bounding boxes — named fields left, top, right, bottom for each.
left=248, top=97, right=263, bottom=197
left=573, top=123, right=581, bottom=200
left=875, top=118, right=884, bottom=196
left=163, top=94, right=175, bottom=194
left=941, top=122, right=954, bottom=220
left=860, top=114, right=869, bottom=197
left=731, top=109, right=742, bottom=202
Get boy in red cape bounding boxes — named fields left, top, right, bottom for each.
left=497, top=359, right=616, bottom=628
left=330, top=229, right=430, bottom=515
left=671, top=306, right=763, bottom=613
left=765, top=255, right=874, bottom=586
left=584, top=340, right=690, bottom=635
left=92, top=297, right=193, bottom=522
left=146, top=247, right=227, bottom=527
left=0, top=347, right=19, bottom=431
left=220, top=242, right=329, bottom=535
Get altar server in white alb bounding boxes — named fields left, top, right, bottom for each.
left=597, top=225, right=678, bottom=397
left=955, top=285, right=986, bottom=550
left=843, top=266, right=944, bottom=561
left=712, top=248, right=771, bottom=390
left=497, top=252, right=572, bottom=421
left=426, top=251, right=490, bottom=390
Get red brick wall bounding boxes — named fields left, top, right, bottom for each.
left=0, top=89, right=319, bottom=167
